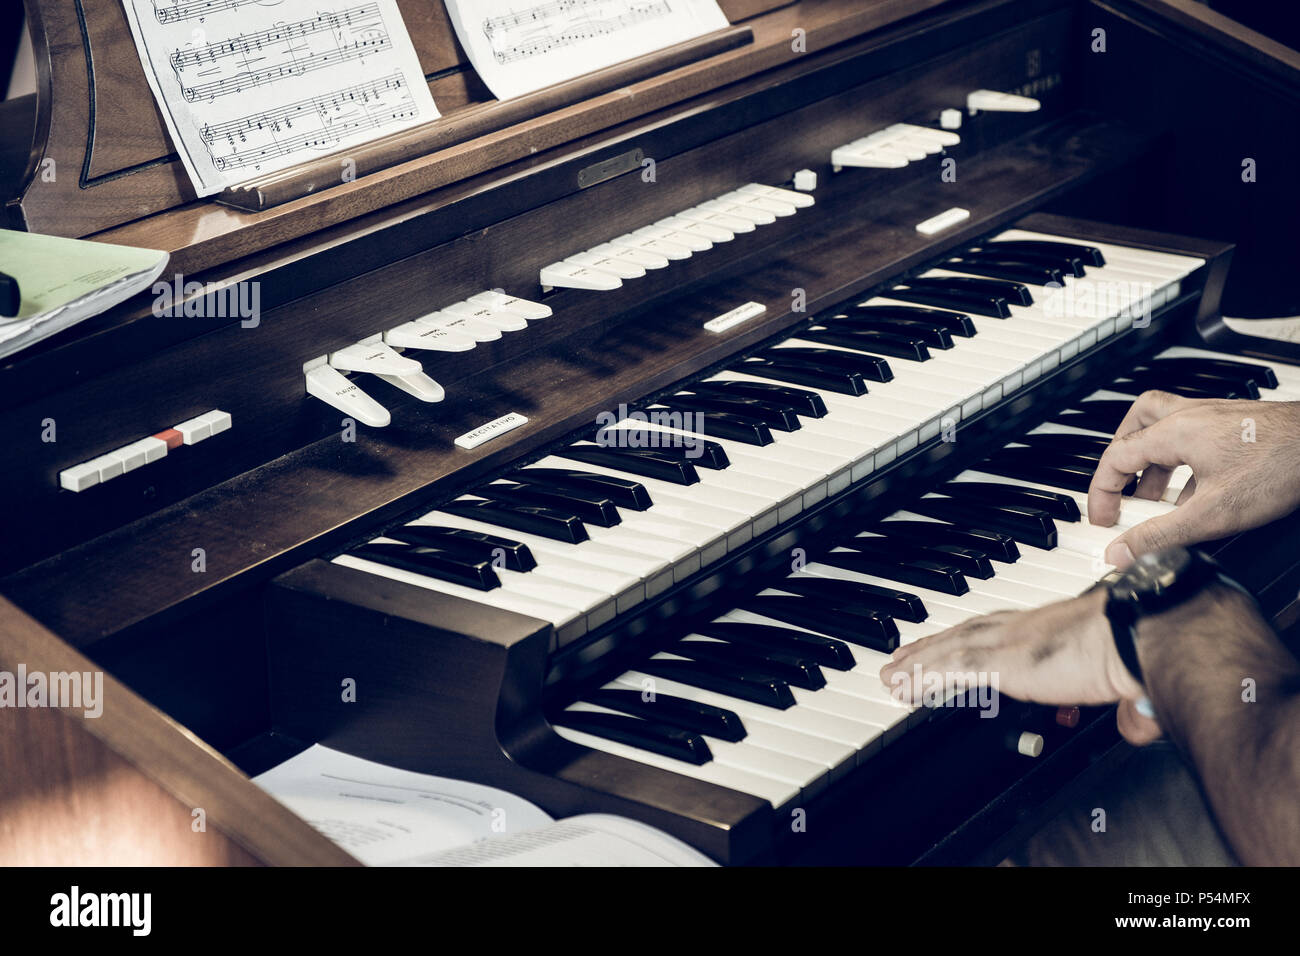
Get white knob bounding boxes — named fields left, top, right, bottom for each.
left=1017, top=731, right=1045, bottom=758
left=793, top=168, right=818, bottom=191
left=940, top=108, right=963, bottom=130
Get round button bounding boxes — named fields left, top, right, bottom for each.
left=1017, top=731, right=1045, bottom=758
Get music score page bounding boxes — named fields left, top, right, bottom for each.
left=444, top=0, right=730, bottom=101
left=121, top=0, right=439, bottom=196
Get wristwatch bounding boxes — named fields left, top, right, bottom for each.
left=1102, top=546, right=1256, bottom=687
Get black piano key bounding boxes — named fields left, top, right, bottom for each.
left=886, top=283, right=1012, bottom=319
left=988, top=446, right=1101, bottom=469
left=900, top=275, right=1033, bottom=306
left=1108, top=370, right=1257, bottom=400
left=760, top=347, right=894, bottom=383
left=822, top=315, right=954, bottom=349
left=645, top=404, right=774, bottom=446
left=477, top=483, right=621, bottom=528
left=938, top=481, right=1081, bottom=522
left=694, top=621, right=857, bottom=670
left=688, top=381, right=828, bottom=417
left=514, top=468, right=653, bottom=511
left=351, top=542, right=501, bottom=591
left=942, top=254, right=1065, bottom=286
left=553, top=711, right=713, bottom=764
left=908, top=497, right=1058, bottom=550
left=815, top=547, right=969, bottom=596
left=670, top=392, right=803, bottom=431
left=1013, top=432, right=1112, bottom=458
left=1143, top=356, right=1277, bottom=390
left=740, top=595, right=900, bottom=652
left=385, top=525, right=537, bottom=572
left=1050, top=400, right=1132, bottom=434
left=959, top=245, right=1088, bottom=277
left=637, top=658, right=796, bottom=708
left=584, top=689, right=746, bottom=742
left=843, top=304, right=977, bottom=337
left=444, top=499, right=589, bottom=543
left=562, top=445, right=699, bottom=485
left=984, top=238, right=1106, bottom=267
left=870, top=520, right=1020, bottom=562
left=595, top=429, right=730, bottom=470
left=800, top=327, right=932, bottom=362
left=974, top=457, right=1103, bottom=497
left=737, top=356, right=870, bottom=395
left=853, top=535, right=995, bottom=579
left=774, top=573, right=928, bottom=622
left=674, top=639, right=826, bottom=691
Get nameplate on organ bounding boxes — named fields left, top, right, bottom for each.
left=2, top=0, right=1298, bottom=867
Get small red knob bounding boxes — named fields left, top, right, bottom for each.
left=1055, top=706, right=1081, bottom=728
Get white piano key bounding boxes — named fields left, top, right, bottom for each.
left=553, top=724, right=799, bottom=808
left=413, top=511, right=675, bottom=597
left=564, top=701, right=831, bottom=799
left=334, top=553, right=585, bottom=646
left=611, top=671, right=885, bottom=760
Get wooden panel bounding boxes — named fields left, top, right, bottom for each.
left=0, top=596, right=357, bottom=865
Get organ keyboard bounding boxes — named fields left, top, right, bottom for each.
left=3, top=0, right=1299, bottom=865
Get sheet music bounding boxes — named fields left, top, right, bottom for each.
left=253, top=745, right=553, bottom=866
left=444, top=0, right=730, bottom=101
left=121, top=0, right=439, bottom=196
left=1223, top=314, right=1300, bottom=345
left=254, top=745, right=717, bottom=867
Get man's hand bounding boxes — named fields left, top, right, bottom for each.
left=1088, top=392, right=1300, bottom=567
left=881, top=589, right=1142, bottom=705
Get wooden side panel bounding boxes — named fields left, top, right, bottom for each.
left=0, top=595, right=357, bottom=865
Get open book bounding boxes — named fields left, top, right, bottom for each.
left=253, top=745, right=717, bottom=867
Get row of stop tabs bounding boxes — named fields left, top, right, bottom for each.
left=57, top=409, right=232, bottom=492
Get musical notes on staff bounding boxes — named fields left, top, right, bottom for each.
left=443, top=0, right=728, bottom=101
left=170, top=4, right=392, bottom=102
left=482, top=0, right=672, bottom=64
left=202, top=71, right=417, bottom=170
left=120, top=0, right=438, bottom=195
left=152, top=0, right=275, bottom=25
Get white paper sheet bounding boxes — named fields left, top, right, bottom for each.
left=253, top=745, right=552, bottom=866
left=254, top=745, right=718, bottom=866
left=402, top=814, right=719, bottom=867
left=121, top=0, right=440, bottom=196
left=444, top=0, right=730, bottom=101
left=1223, top=314, right=1300, bottom=345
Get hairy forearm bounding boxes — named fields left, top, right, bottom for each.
left=1137, top=587, right=1300, bottom=865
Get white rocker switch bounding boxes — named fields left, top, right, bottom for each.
left=376, top=369, right=445, bottom=403
left=329, top=335, right=423, bottom=377
left=539, top=261, right=623, bottom=292
left=385, top=320, right=477, bottom=353
left=304, top=358, right=391, bottom=428
left=966, top=89, right=1041, bottom=114
left=440, top=300, right=528, bottom=332
left=468, top=290, right=553, bottom=319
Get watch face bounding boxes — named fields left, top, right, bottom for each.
left=1116, top=548, right=1194, bottom=604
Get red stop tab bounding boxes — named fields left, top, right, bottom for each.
left=154, top=429, right=183, bottom=450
